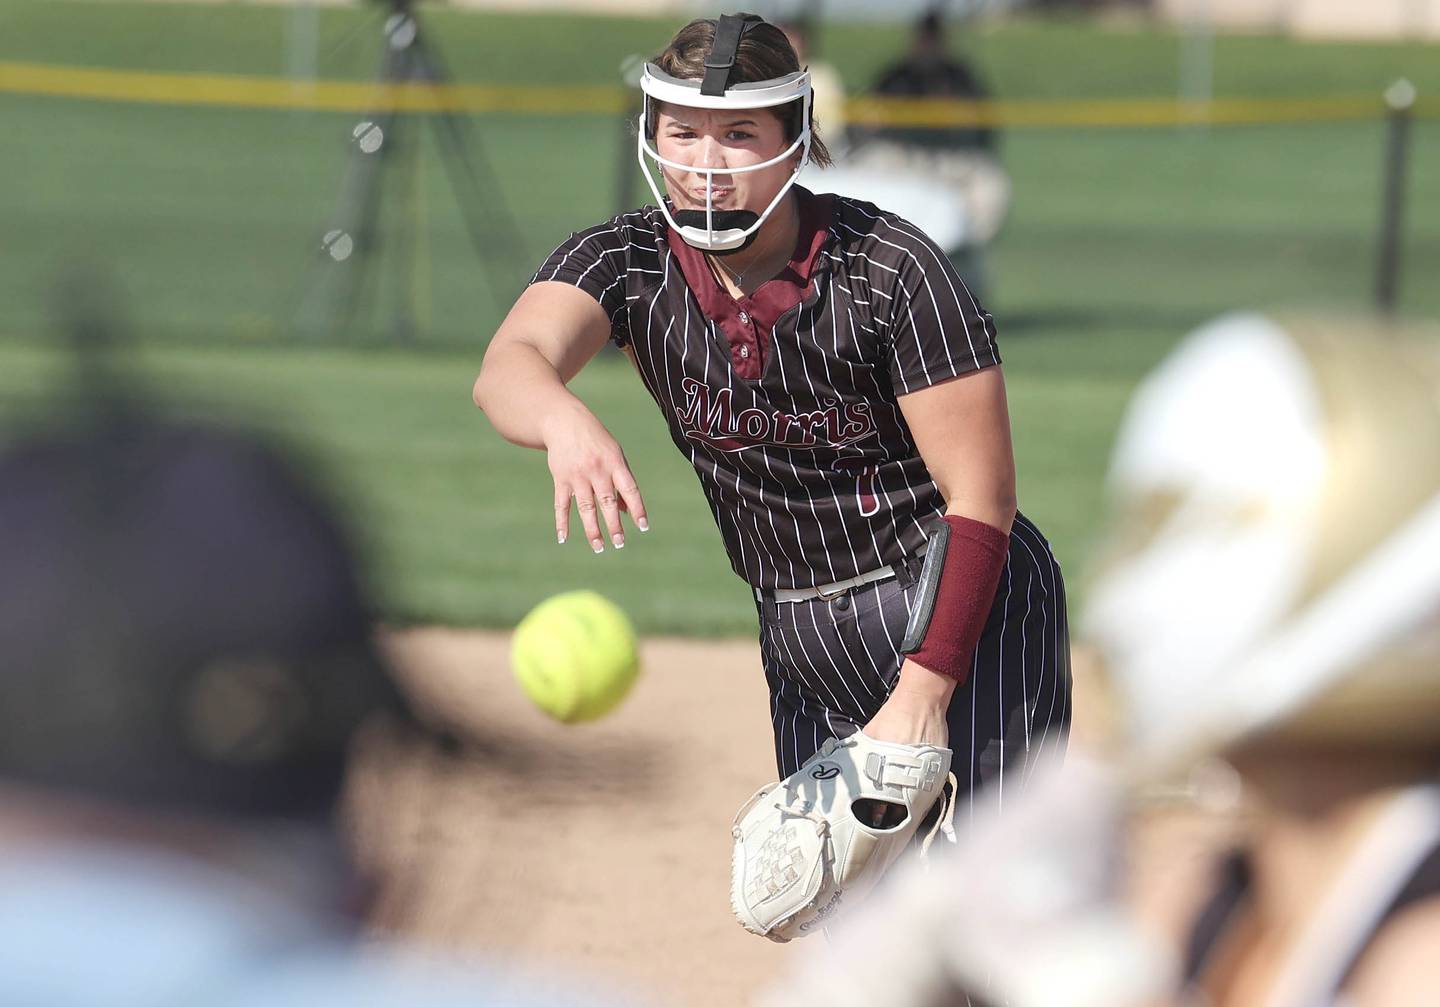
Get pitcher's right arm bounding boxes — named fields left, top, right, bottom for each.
left=473, top=281, right=647, bottom=553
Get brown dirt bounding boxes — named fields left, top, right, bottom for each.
left=345, top=629, right=1230, bottom=1007
left=348, top=629, right=789, bottom=1007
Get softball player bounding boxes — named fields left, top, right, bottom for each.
left=1087, top=315, right=1440, bottom=1006
left=474, top=14, right=1070, bottom=807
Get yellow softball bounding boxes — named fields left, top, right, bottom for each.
left=510, top=590, right=640, bottom=723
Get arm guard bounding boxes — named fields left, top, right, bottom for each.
left=900, top=515, right=1010, bottom=683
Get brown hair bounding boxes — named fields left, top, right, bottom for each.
left=650, top=15, right=833, bottom=169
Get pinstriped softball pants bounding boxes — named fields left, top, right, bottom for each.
left=754, top=513, right=1071, bottom=813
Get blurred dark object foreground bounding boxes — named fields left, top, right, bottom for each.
left=0, top=417, right=420, bottom=821
left=0, top=269, right=618, bottom=1005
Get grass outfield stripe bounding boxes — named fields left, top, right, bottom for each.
left=3, top=59, right=1436, bottom=126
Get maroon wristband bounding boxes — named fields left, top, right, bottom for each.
left=905, top=515, right=1009, bottom=684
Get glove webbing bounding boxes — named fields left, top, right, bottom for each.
left=747, top=802, right=828, bottom=904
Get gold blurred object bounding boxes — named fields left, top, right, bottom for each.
left=1275, top=639, right=1440, bottom=749
left=1086, top=315, right=1440, bottom=767
left=1290, top=319, right=1440, bottom=605
left=1275, top=321, right=1440, bottom=751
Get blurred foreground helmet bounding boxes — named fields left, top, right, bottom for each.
left=1085, top=314, right=1440, bottom=771
left=0, top=417, right=424, bottom=822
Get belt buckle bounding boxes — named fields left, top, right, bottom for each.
left=814, top=581, right=850, bottom=601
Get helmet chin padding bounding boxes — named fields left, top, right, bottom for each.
left=669, top=209, right=762, bottom=255
left=637, top=15, right=812, bottom=253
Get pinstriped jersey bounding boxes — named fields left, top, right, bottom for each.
left=531, top=186, right=1002, bottom=591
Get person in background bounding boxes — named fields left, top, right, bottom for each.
left=848, top=9, right=1012, bottom=294
left=868, top=10, right=996, bottom=154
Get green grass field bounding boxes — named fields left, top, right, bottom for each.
left=1, top=2, right=1437, bottom=634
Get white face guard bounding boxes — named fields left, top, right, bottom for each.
left=637, top=62, right=812, bottom=253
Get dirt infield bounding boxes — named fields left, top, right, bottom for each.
left=350, top=629, right=787, bottom=1006
left=347, top=629, right=1225, bottom=1007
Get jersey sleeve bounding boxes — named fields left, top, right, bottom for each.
left=880, top=224, right=1001, bottom=395
left=530, top=222, right=631, bottom=346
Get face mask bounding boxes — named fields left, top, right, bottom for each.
left=637, top=62, right=812, bottom=253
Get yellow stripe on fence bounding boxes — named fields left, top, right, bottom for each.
left=1, top=60, right=1435, bottom=127
left=844, top=94, right=1420, bottom=128
left=0, top=61, right=628, bottom=115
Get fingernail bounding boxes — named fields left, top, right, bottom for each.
left=614, top=536, right=625, bottom=549
left=558, top=532, right=566, bottom=545
left=591, top=539, right=604, bottom=553
left=638, top=518, right=650, bottom=532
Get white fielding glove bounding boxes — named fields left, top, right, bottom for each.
left=729, top=731, right=956, bottom=942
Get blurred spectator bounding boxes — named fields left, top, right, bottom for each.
left=0, top=355, right=610, bottom=1005
left=868, top=10, right=996, bottom=153
left=819, top=9, right=1011, bottom=295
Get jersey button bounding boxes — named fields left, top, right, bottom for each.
left=831, top=593, right=850, bottom=612
left=739, top=345, right=750, bottom=359
left=738, top=310, right=749, bottom=323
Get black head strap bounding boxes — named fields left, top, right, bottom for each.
left=701, top=13, right=765, bottom=97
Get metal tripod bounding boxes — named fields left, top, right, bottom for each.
left=297, top=1, right=527, bottom=343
